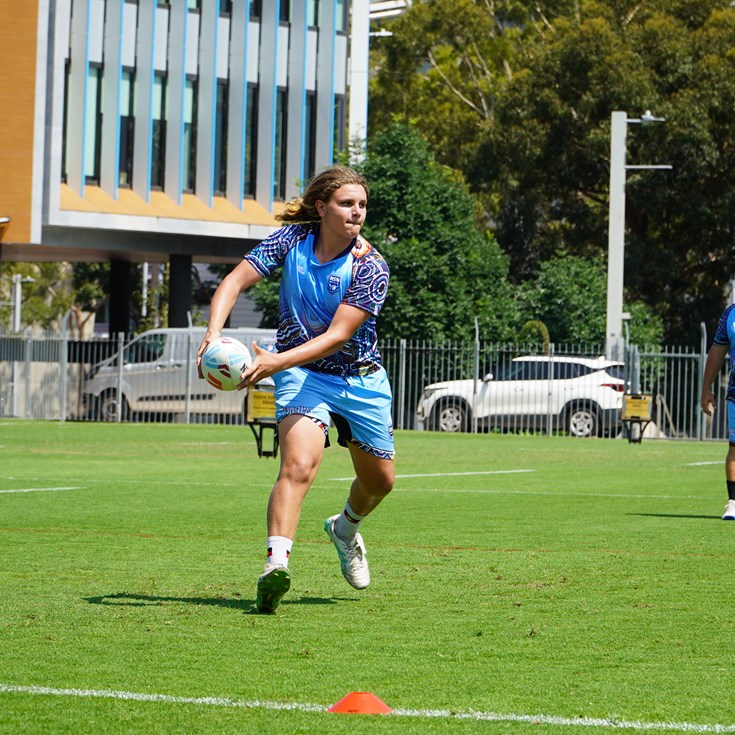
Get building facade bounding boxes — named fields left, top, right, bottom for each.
left=0, top=0, right=370, bottom=330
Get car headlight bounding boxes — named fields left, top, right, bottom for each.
left=421, top=386, right=442, bottom=400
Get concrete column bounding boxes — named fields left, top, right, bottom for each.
left=168, top=254, right=192, bottom=327
left=109, top=259, right=133, bottom=335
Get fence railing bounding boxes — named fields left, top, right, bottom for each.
left=0, top=330, right=725, bottom=440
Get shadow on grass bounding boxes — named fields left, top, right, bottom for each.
left=84, top=592, right=356, bottom=614
left=629, top=513, right=721, bottom=520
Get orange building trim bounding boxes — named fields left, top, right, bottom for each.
left=0, top=1, right=40, bottom=243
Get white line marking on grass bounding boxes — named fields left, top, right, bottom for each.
left=1, top=683, right=733, bottom=733
left=0, top=487, right=83, bottom=494
left=406, top=488, right=704, bottom=500
left=684, top=461, right=721, bottom=467
left=330, top=469, right=535, bottom=481
left=180, top=442, right=240, bottom=446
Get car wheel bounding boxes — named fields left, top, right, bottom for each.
left=567, top=405, right=598, bottom=438
left=97, top=391, right=130, bottom=422
left=433, top=401, right=470, bottom=432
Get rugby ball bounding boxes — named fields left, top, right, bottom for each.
left=200, top=337, right=252, bottom=391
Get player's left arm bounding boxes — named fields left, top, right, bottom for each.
left=701, top=344, right=729, bottom=415
left=238, top=304, right=370, bottom=388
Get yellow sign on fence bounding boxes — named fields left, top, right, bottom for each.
left=246, top=386, right=276, bottom=423
left=245, top=385, right=278, bottom=458
left=621, top=394, right=652, bottom=421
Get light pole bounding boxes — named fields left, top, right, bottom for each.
left=605, top=110, right=671, bottom=361
left=9, top=274, right=35, bottom=418
left=11, top=274, right=36, bottom=332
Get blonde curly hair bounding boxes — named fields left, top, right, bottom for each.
left=276, top=166, right=369, bottom=223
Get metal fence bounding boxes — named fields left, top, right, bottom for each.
left=0, top=328, right=725, bottom=441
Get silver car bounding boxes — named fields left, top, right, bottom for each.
left=415, top=355, right=625, bottom=437
left=82, top=327, right=276, bottom=421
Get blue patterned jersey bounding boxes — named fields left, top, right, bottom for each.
left=244, top=223, right=390, bottom=377
left=713, top=303, right=735, bottom=401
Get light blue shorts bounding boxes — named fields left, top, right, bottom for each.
left=273, top=365, right=395, bottom=459
left=729, top=399, right=735, bottom=444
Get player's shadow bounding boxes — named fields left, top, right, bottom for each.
left=628, top=513, right=721, bottom=520
left=84, top=592, right=354, bottom=614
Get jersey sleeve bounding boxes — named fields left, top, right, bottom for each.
left=244, top=224, right=307, bottom=277
left=713, top=304, right=735, bottom=346
left=343, top=246, right=390, bottom=317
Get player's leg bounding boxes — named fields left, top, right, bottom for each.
left=268, top=414, right=327, bottom=539
left=256, top=414, right=326, bottom=613
left=324, top=448, right=394, bottom=589
left=723, top=400, right=735, bottom=521
left=324, top=369, right=395, bottom=588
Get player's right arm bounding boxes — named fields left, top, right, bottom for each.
left=196, top=259, right=263, bottom=369
left=700, top=344, right=729, bottom=415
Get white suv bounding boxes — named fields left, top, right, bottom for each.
left=415, top=355, right=625, bottom=437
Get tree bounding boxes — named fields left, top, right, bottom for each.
left=357, top=124, right=518, bottom=342
left=369, top=0, right=735, bottom=345
left=517, top=254, right=663, bottom=346
left=369, top=0, right=577, bottom=176
left=0, top=263, right=75, bottom=333
left=249, top=124, right=519, bottom=341
left=485, top=1, right=735, bottom=344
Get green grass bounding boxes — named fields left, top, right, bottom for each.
left=1, top=420, right=734, bottom=734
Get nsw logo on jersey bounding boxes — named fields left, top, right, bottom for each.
left=328, top=274, right=341, bottom=293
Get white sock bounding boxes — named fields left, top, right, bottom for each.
left=334, top=500, right=367, bottom=542
left=266, top=536, right=292, bottom=568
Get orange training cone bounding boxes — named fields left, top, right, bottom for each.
left=327, top=691, right=393, bottom=714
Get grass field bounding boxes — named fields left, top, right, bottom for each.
left=1, top=420, right=734, bottom=734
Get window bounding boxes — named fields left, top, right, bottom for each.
left=244, top=85, right=258, bottom=197
left=187, top=0, right=200, bottom=9
left=118, top=70, right=135, bottom=186
left=183, top=78, right=197, bottom=192
left=333, top=94, right=346, bottom=155
left=279, top=1, right=291, bottom=22
left=249, top=0, right=261, bottom=19
left=219, top=0, right=231, bottom=15
left=274, top=89, right=287, bottom=200
left=62, top=60, right=70, bottom=182
left=150, top=73, right=167, bottom=189
left=304, top=92, right=316, bottom=181
left=214, top=80, right=229, bottom=195
left=125, top=334, right=166, bottom=364
left=307, top=0, right=319, bottom=27
left=552, top=362, right=588, bottom=380
left=496, top=361, right=549, bottom=381
left=85, top=65, right=103, bottom=183
left=518, top=362, right=549, bottom=381
left=336, top=0, right=347, bottom=32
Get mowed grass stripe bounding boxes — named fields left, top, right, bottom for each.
left=1, top=422, right=734, bottom=734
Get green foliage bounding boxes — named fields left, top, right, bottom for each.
left=249, top=272, right=281, bottom=330
left=357, top=124, right=518, bottom=341
left=369, top=0, right=735, bottom=346
left=518, top=254, right=663, bottom=345
left=517, top=320, right=551, bottom=353
left=0, top=263, right=75, bottom=332
left=485, top=2, right=735, bottom=345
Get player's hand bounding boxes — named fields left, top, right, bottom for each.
left=700, top=392, right=716, bottom=416
left=196, top=330, right=221, bottom=379
left=237, top=342, right=281, bottom=389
